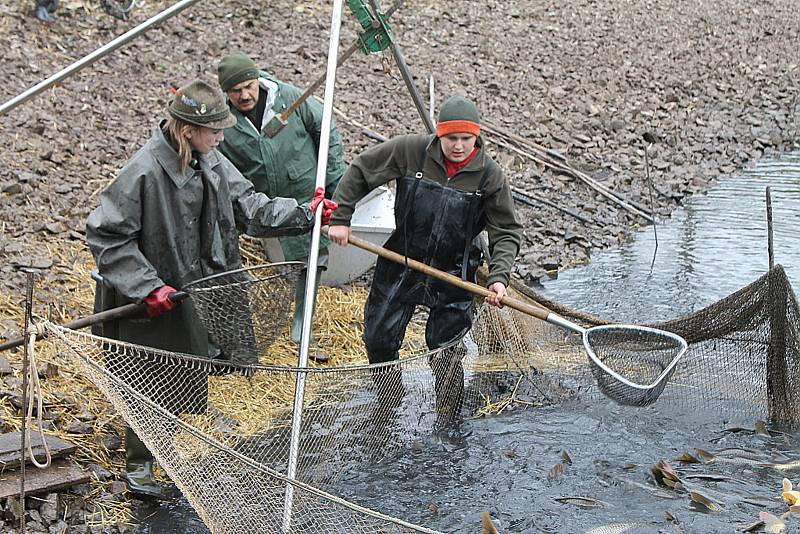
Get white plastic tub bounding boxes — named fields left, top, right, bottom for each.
left=260, top=186, right=396, bottom=287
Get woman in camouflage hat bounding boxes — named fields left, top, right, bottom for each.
left=85, top=79, right=337, bottom=498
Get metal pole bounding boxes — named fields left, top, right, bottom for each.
left=0, top=0, right=203, bottom=116
left=20, top=271, right=35, bottom=534
left=428, top=75, right=435, bottom=126
left=644, top=142, right=658, bottom=270
left=766, top=186, right=774, bottom=270
left=388, top=41, right=436, bottom=133
left=367, top=0, right=435, bottom=133
left=281, top=0, right=344, bottom=530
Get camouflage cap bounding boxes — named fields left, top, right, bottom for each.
left=168, top=79, right=237, bottom=129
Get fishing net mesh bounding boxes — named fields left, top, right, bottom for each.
left=504, top=264, right=800, bottom=421
left=182, top=263, right=302, bottom=367
left=582, top=325, right=686, bottom=407
left=37, top=263, right=800, bottom=533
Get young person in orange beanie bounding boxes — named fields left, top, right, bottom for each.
left=328, top=95, right=522, bottom=419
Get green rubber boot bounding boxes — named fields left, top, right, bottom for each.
left=123, top=427, right=164, bottom=499
left=291, top=267, right=323, bottom=344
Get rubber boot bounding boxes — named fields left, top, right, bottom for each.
left=369, top=352, right=406, bottom=410
left=34, top=0, right=57, bottom=21
left=291, top=267, right=323, bottom=344
left=431, top=345, right=465, bottom=424
left=123, top=427, right=164, bottom=499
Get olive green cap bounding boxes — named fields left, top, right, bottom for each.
left=436, top=95, right=481, bottom=137
left=217, top=52, right=261, bottom=92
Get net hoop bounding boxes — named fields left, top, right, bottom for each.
left=182, top=261, right=305, bottom=291
left=584, top=324, right=688, bottom=391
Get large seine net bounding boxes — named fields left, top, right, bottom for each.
left=41, top=263, right=800, bottom=533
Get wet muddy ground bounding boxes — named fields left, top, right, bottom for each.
left=1, top=0, right=799, bottom=304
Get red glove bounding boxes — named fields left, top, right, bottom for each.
left=309, top=186, right=339, bottom=226
left=143, top=285, right=179, bottom=318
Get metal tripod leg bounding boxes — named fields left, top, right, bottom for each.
left=367, top=0, right=436, bottom=134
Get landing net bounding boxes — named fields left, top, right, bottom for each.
left=41, top=264, right=800, bottom=532
left=583, top=324, right=687, bottom=407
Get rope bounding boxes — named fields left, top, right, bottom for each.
left=24, top=324, right=52, bottom=469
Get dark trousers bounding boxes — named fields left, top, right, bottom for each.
left=364, top=293, right=473, bottom=363
left=364, top=288, right=472, bottom=419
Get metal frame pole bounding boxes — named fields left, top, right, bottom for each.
left=428, top=75, right=435, bottom=126
left=0, top=0, right=203, bottom=116
left=367, top=0, right=435, bottom=133
left=281, top=0, right=344, bottom=531
left=19, top=271, right=35, bottom=534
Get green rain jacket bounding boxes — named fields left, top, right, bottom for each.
left=217, top=72, right=345, bottom=262
left=87, top=125, right=314, bottom=414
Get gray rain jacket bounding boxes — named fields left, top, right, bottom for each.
left=86, top=125, right=313, bottom=413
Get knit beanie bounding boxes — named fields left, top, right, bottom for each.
left=436, top=96, right=481, bottom=137
left=217, top=52, right=261, bottom=92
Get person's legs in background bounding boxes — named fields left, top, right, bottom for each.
left=290, top=250, right=329, bottom=348
left=291, top=265, right=324, bottom=344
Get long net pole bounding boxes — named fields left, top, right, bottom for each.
left=0, top=0, right=203, bottom=116
left=282, top=0, right=344, bottom=530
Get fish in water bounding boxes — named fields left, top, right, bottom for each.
left=481, top=512, right=500, bottom=534
left=767, top=459, right=800, bottom=472
left=696, top=448, right=766, bottom=466
left=585, top=524, right=653, bottom=534
left=783, top=478, right=800, bottom=505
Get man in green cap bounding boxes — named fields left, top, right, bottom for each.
left=87, top=78, right=336, bottom=498
left=328, top=95, right=522, bottom=420
left=216, top=52, right=346, bottom=347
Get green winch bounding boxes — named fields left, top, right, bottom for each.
left=347, top=0, right=394, bottom=54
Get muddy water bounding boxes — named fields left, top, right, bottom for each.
left=336, top=399, right=796, bottom=533
left=134, top=153, right=800, bottom=533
